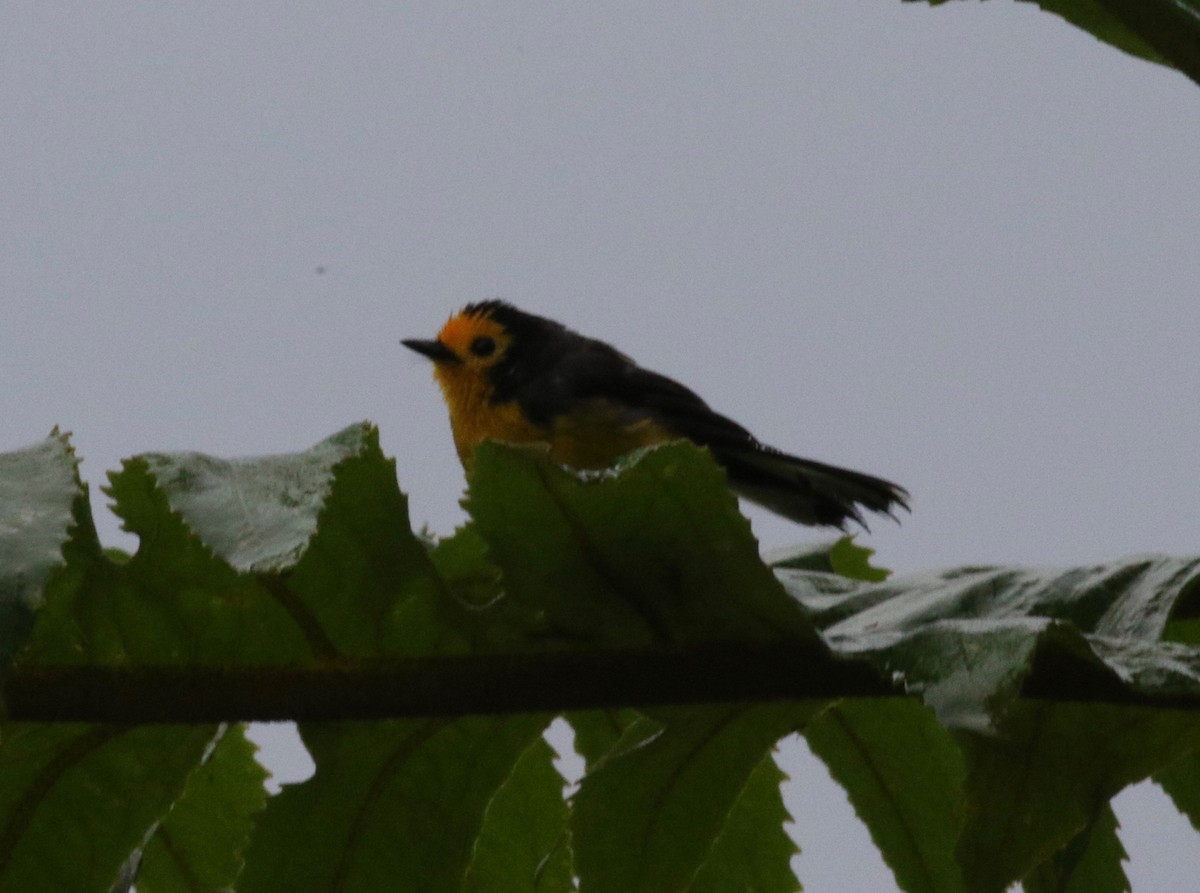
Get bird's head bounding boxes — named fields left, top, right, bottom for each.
left=401, top=300, right=520, bottom=374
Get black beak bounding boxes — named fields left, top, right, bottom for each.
left=401, top=338, right=461, bottom=364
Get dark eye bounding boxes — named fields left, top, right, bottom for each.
left=469, top=336, right=496, bottom=357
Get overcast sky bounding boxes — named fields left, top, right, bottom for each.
left=4, top=4, right=1199, bottom=890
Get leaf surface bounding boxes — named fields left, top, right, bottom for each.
left=804, top=700, right=965, bottom=893
left=136, top=724, right=269, bottom=893
left=572, top=702, right=812, bottom=893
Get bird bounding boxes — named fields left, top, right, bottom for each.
left=402, top=301, right=908, bottom=528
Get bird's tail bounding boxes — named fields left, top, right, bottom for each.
left=719, top=446, right=909, bottom=529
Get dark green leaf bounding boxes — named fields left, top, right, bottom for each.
left=687, top=752, right=797, bottom=893
left=278, top=425, right=452, bottom=658
left=23, top=424, right=453, bottom=667
left=1088, top=0, right=1200, bottom=85
left=238, top=715, right=550, bottom=893
left=135, top=423, right=371, bottom=573
left=1023, top=803, right=1130, bottom=893
left=22, top=455, right=309, bottom=666
left=426, top=524, right=548, bottom=651
left=779, top=557, right=1200, bottom=729
left=0, top=433, right=88, bottom=668
left=462, top=734, right=573, bottom=893
left=572, top=702, right=812, bottom=893
left=766, top=535, right=890, bottom=582
left=1154, top=749, right=1200, bottom=831
left=568, top=709, right=657, bottom=768
left=956, top=704, right=1200, bottom=893
left=804, top=700, right=965, bottom=893
left=136, top=724, right=269, bottom=893
left=466, top=441, right=818, bottom=646
left=0, top=723, right=216, bottom=893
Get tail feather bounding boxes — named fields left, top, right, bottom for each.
left=718, top=446, right=909, bottom=529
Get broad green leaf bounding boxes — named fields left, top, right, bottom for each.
left=462, top=734, right=573, bottom=893
left=136, top=724, right=269, bottom=893
left=23, top=424, right=452, bottom=667
left=1087, top=0, right=1200, bottom=85
left=1154, top=750, right=1200, bottom=831
left=1163, top=575, right=1200, bottom=645
left=135, top=424, right=371, bottom=573
left=572, top=702, right=812, bottom=893
left=238, top=715, right=550, bottom=893
left=426, top=523, right=502, bottom=610
left=767, top=536, right=890, bottom=583
left=0, top=723, right=217, bottom=893
left=1023, top=803, right=1130, bottom=893
left=568, top=709, right=658, bottom=767
left=21, top=455, right=308, bottom=666
left=466, top=441, right=819, bottom=646
left=131, top=423, right=451, bottom=658
left=426, top=524, right=548, bottom=651
left=687, top=752, right=797, bottom=893
left=0, top=432, right=88, bottom=668
left=956, top=704, right=1200, bottom=893
left=778, top=557, right=1200, bottom=729
left=279, top=425, right=452, bottom=657
left=804, top=700, right=966, bottom=893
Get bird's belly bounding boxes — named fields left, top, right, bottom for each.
left=451, top=399, right=547, bottom=466
left=453, top=398, right=673, bottom=470
left=547, top=402, right=674, bottom=469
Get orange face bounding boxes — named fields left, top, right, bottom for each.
left=435, top=309, right=512, bottom=371
left=409, top=307, right=543, bottom=465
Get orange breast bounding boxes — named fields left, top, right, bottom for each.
left=433, top=363, right=673, bottom=469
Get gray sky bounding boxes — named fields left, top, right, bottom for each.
left=4, top=4, right=1199, bottom=890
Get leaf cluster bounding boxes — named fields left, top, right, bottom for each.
left=0, top=426, right=1198, bottom=893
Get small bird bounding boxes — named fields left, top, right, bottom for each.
left=403, top=301, right=908, bottom=528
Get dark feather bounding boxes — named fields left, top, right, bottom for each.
left=479, top=303, right=908, bottom=528
left=605, top=366, right=908, bottom=528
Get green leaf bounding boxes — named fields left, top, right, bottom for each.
left=278, top=425, right=452, bottom=658
left=23, top=424, right=453, bottom=667
left=568, top=709, right=657, bottom=767
left=571, top=702, right=812, bottom=893
left=135, top=423, right=372, bottom=573
left=1154, top=749, right=1200, bottom=831
left=956, top=704, right=1200, bottom=893
left=0, top=723, right=217, bottom=893
left=1023, top=803, right=1130, bottom=893
left=778, top=557, right=1200, bottom=729
left=804, top=700, right=966, bottom=893
left=465, top=441, right=818, bottom=646
left=0, top=432, right=89, bottom=668
left=1087, top=0, right=1200, bottom=85
left=462, top=734, right=573, bottom=893
left=687, top=752, right=797, bottom=893
left=21, top=455, right=308, bottom=666
left=238, top=715, right=550, bottom=893
left=426, top=524, right=548, bottom=651
left=133, top=422, right=451, bottom=658
left=767, top=536, right=891, bottom=583
left=829, top=537, right=891, bottom=583
left=426, top=523, right=503, bottom=611
left=135, top=724, right=269, bottom=893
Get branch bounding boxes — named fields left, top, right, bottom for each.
left=4, top=641, right=1198, bottom=723
left=3, top=643, right=886, bottom=723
